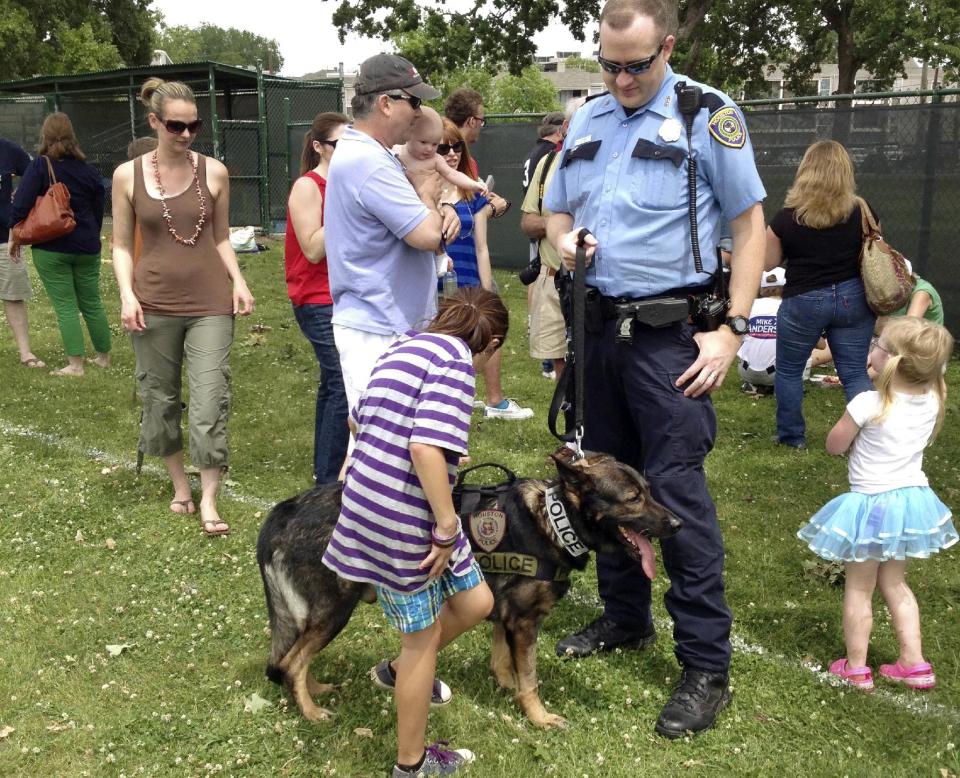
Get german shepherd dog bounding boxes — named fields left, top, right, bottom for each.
left=257, top=449, right=682, bottom=729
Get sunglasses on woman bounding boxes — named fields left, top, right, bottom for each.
left=160, top=117, right=204, bottom=135
left=437, top=141, right=464, bottom=155
left=597, top=39, right=666, bottom=75
left=385, top=93, right=423, bottom=110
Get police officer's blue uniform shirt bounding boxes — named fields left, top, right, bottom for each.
left=544, top=65, right=766, bottom=299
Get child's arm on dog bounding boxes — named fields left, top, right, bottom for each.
left=826, top=410, right=860, bottom=456
left=410, top=442, right=460, bottom=578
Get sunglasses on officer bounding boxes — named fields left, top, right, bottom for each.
left=159, top=117, right=204, bottom=135
left=437, top=141, right=464, bottom=155
left=597, top=38, right=667, bottom=75
left=385, top=93, right=423, bottom=110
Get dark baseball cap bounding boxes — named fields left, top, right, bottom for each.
left=354, top=54, right=441, bottom=100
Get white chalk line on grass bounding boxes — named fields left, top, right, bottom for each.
left=0, top=420, right=275, bottom=512
left=4, top=418, right=959, bottom=723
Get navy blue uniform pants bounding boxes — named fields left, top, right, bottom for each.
left=582, top=317, right=732, bottom=673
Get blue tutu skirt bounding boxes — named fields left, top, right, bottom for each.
left=798, top=486, right=958, bottom=562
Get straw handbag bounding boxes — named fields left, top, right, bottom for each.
left=856, top=196, right=914, bottom=316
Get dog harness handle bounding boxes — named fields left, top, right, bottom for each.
left=454, top=462, right=518, bottom=489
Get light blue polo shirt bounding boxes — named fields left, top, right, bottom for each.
left=326, top=126, right=436, bottom=335
left=544, top=65, right=766, bottom=298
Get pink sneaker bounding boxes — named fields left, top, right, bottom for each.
left=829, top=658, right=874, bottom=691
left=879, top=660, right=936, bottom=690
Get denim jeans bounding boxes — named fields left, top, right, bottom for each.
left=775, top=277, right=875, bottom=446
left=293, top=303, right=349, bottom=484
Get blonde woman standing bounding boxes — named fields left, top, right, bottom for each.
left=112, top=78, right=255, bottom=536
left=765, top=140, right=876, bottom=449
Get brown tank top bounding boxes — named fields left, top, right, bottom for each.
left=132, top=154, right=233, bottom=316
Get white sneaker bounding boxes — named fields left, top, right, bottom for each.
left=483, top=399, right=534, bottom=420
left=541, top=369, right=557, bottom=381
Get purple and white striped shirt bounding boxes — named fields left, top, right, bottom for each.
left=322, top=331, right=476, bottom=593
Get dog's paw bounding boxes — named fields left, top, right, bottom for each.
left=302, top=704, right=334, bottom=722
left=533, top=712, right=569, bottom=730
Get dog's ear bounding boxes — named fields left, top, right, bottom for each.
left=550, top=449, right=611, bottom=484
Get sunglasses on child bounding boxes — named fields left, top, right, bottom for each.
left=159, top=117, right=204, bottom=135
left=597, top=39, right=666, bottom=75
left=385, top=93, right=423, bottom=110
left=437, top=141, right=465, bottom=155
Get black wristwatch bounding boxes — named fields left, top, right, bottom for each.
left=725, top=315, right=749, bottom=336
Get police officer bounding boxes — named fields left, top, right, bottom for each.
left=544, top=0, right=766, bottom=738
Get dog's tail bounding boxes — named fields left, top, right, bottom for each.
left=260, top=554, right=310, bottom=681
left=265, top=663, right=285, bottom=686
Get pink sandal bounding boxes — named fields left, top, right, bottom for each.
left=879, top=661, right=936, bottom=690
left=829, top=658, right=874, bottom=691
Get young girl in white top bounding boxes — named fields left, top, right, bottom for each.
left=798, top=316, right=957, bottom=691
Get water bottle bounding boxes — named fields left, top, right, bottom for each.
left=442, top=269, right=458, bottom=298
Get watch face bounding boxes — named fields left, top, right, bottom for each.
left=728, top=316, right=749, bottom=335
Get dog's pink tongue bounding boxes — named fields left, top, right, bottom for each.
left=638, top=534, right=656, bottom=579
left=623, top=529, right=657, bottom=579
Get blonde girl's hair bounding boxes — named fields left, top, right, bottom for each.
left=38, top=112, right=85, bottom=161
left=427, top=287, right=509, bottom=355
left=441, top=118, right=476, bottom=203
left=873, top=316, right=954, bottom=441
left=139, top=77, right=196, bottom=117
left=784, top=140, right=857, bottom=229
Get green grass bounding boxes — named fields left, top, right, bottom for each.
left=1, top=242, right=959, bottom=777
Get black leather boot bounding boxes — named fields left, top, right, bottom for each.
left=654, top=667, right=731, bottom=738
left=555, top=615, right=656, bottom=658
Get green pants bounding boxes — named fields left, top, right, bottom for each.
left=132, top=314, right=234, bottom=469
left=31, top=248, right=112, bottom=357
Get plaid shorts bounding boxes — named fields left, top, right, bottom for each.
left=377, top=562, right=484, bottom=634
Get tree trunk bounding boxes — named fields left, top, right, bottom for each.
left=677, top=0, right=715, bottom=44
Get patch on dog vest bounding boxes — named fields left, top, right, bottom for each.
left=469, top=509, right=507, bottom=552
left=474, top=552, right=571, bottom=581
left=708, top=106, right=746, bottom=149
left=545, top=485, right=588, bottom=557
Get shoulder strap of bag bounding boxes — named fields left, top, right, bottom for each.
left=43, top=155, right=58, bottom=188
left=536, top=150, right=558, bottom=213
left=855, top=196, right=879, bottom=238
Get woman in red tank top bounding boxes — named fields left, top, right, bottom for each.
left=284, top=112, right=349, bottom=484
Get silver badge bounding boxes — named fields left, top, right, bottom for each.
left=659, top=118, right=682, bottom=143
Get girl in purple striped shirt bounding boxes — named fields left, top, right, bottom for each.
left=323, top=287, right=508, bottom=777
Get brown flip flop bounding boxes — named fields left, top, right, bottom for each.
left=170, top=499, right=195, bottom=515
left=20, top=357, right=46, bottom=368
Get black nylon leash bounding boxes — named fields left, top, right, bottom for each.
left=547, top=230, right=588, bottom=460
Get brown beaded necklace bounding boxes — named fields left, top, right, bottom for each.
left=151, top=150, right=207, bottom=246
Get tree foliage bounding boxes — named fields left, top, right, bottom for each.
left=328, top=0, right=960, bottom=98
left=155, top=23, right=284, bottom=71
left=427, top=66, right=559, bottom=115
left=0, top=0, right=154, bottom=81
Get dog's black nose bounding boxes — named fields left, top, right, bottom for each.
left=665, top=513, right=683, bottom=536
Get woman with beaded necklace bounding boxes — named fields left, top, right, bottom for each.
left=112, top=77, right=255, bottom=536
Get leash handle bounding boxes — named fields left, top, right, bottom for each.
left=454, top=462, right=518, bottom=489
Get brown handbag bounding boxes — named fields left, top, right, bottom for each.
left=856, top=196, right=914, bottom=316
left=11, top=156, right=76, bottom=245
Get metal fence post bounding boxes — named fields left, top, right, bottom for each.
left=256, top=61, right=270, bottom=233
left=283, top=96, right=291, bottom=187
left=916, top=88, right=944, bottom=274
left=208, top=64, right=220, bottom=160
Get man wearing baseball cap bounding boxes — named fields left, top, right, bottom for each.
left=325, top=54, right=461, bottom=419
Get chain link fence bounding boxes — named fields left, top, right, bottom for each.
left=477, top=89, right=960, bottom=332
left=0, top=65, right=342, bottom=232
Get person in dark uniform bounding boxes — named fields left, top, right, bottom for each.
left=521, top=111, right=565, bottom=194
left=544, top=0, right=766, bottom=738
